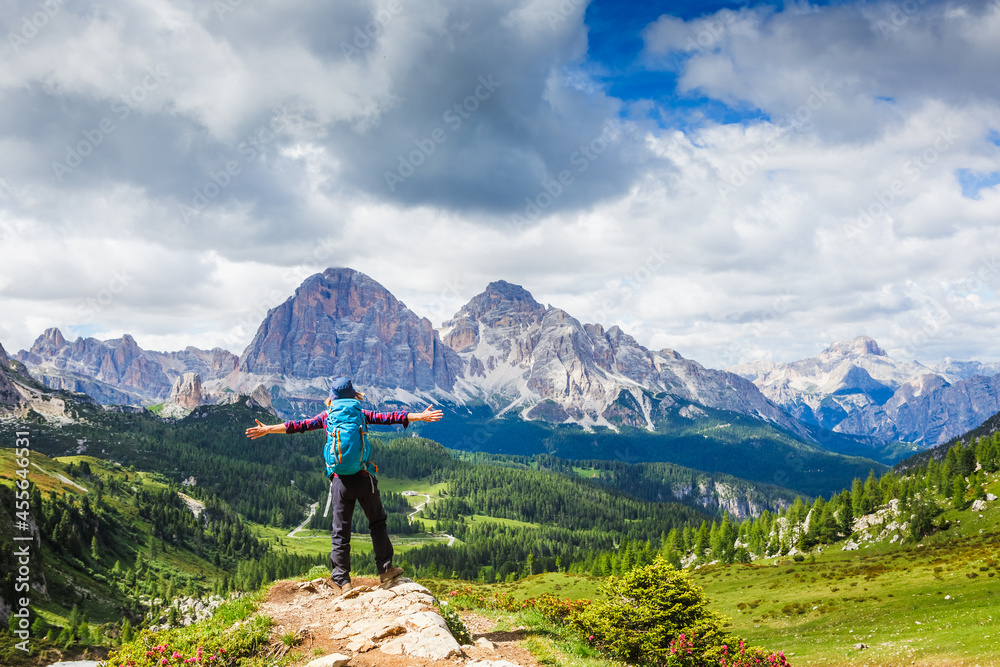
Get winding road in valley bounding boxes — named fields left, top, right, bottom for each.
left=406, top=492, right=456, bottom=546
left=285, top=494, right=455, bottom=546
left=287, top=502, right=318, bottom=538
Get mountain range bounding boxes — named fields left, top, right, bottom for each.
left=728, top=337, right=1000, bottom=446
left=15, top=327, right=237, bottom=404
left=6, top=267, right=1000, bottom=453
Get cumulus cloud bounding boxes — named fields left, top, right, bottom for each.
left=1, top=0, right=999, bottom=372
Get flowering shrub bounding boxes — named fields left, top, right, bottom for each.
left=107, top=638, right=230, bottom=667
left=567, top=557, right=729, bottom=667
left=435, top=601, right=472, bottom=645
left=719, top=640, right=792, bottom=667
left=105, top=594, right=270, bottom=667
left=664, top=632, right=710, bottom=666
left=449, top=563, right=792, bottom=667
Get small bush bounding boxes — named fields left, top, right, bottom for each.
left=567, top=557, right=790, bottom=667
left=436, top=601, right=471, bottom=645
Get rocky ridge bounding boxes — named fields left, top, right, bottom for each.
left=441, top=280, right=809, bottom=436
left=13, top=269, right=1000, bottom=447
left=16, top=328, right=237, bottom=405
left=0, top=339, right=94, bottom=421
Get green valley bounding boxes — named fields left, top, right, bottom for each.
left=3, top=395, right=999, bottom=666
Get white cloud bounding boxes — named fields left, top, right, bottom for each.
left=2, top=0, right=1000, bottom=374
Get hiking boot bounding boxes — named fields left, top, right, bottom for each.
left=338, top=581, right=353, bottom=594
left=380, top=566, right=404, bottom=585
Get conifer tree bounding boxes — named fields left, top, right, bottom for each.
left=952, top=476, right=967, bottom=509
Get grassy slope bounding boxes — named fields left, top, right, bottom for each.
left=0, top=450, right=226, bottom=627
left=477, top=474, right=1000, bottom=667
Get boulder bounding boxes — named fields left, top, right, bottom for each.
left=303, top=654, right=351, bottom=667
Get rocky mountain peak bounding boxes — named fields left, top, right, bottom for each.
left=441, top=280, right=546, bottom=354
left=168, top=372, right=204, bottom=409
left=118, top=333, right=140, bottom=354
left=293, top=268, right=401, bottom=321
left=32, top=327, right=68, bottom=356
left=0, top=341, right=9, bottom=369
left=463, top=280, right=545, bottom=324
left=238, top=268, right=460, bottom=392
left=821, top=335, right=887, bottom=359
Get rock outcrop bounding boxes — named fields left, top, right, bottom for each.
left=168, top=372, right=204, bottom=409
left=262, top=577, right=529, bottom=667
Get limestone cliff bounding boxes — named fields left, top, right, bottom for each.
left=16, top=328, right=237, bottom=405
left=232, top=267, right=462, bottom=406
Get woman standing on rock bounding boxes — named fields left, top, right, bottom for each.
left=245, top=376, right=443, bottom=591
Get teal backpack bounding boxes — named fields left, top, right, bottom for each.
left=324, top=398, right=374, bottom=478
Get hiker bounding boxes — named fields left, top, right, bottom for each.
left=245, top=376, right=443, bottom=591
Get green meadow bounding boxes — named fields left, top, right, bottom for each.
left=444, top=495, right=1000, bottom=667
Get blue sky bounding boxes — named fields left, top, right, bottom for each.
left=1, top=0, right=999, bottom=369
left=585, top=0, right=773, bottom=128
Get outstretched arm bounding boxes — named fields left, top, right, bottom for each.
left=245, top=419, right=287, bottom=439
left=408, top=405, right=443, bottom=423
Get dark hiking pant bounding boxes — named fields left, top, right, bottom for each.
left=329, top=471, right=393, bottom=586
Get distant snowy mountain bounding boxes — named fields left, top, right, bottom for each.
left=440, top=280, right=808, bottom=436
left=729, top=336, right=1000, bottom=445
left=925, top=358, right=1000, bottom=381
